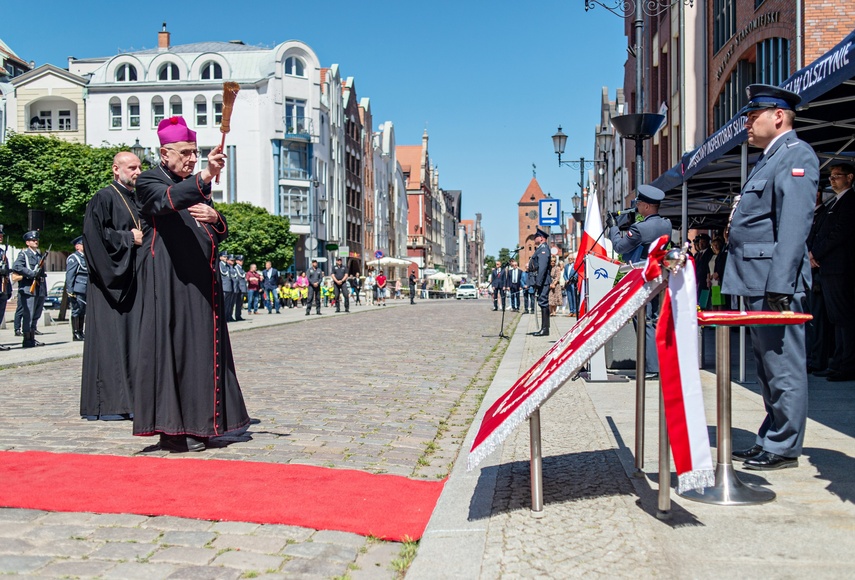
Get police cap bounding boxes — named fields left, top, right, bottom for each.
left=23, top=230, right=39, bottom=242
left=219, top=250, right=228, bottom=257
left=336, top=256, right=342, bottom=261
left=71, top=236, right=83, bottom=246
left=227, top=254, right=235, bottom=260
left=741, top=84, right=801, bottom=115
left=636, top=184, right=665, bottom=205
left=534, top=228, right=549, bottom=240
left=235, top=255, right=244, bottom=261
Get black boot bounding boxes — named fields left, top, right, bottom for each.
left=72, top=316, right=84, bottom=341
left=79, top=314, right=85, bottom=340
left=533, top=307, right=550, bottom=336
left=22, top=331, right=37, bottom=348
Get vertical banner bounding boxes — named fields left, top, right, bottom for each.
left=586, top=254, right=620, bottom=381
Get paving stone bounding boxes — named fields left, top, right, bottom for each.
left=38, top=511, right=96, bottom=525
left=0, top=537, right=35, bottom=554
left=0, top=508, right=46, bottom=523
left=164, top=565, right=243, bottom=579
left=100, top=561, right=178, bottom=579
left=90, top=525, right=163, bottom=543
left=25, top=538, right=101, bottom=558
left=22, top=523, right=93, bottom=541
left=0, top=554, right=51, bottom=574
left=211, top=549, right=285, bottom=570
left=142, top=516, right=215, bottom=532
left=89, top=540, right=157, bottom=561
left=311, top=529, right=366, bottom=549
left=282, top=540, right=359, bottom=562
left=279, top=555, right=351, bottom=579
left=350, top=541, right=401, bottom=580
left=209, top=521, right=260, bottom=534
left=149, top=546, right=218, bottom=566
left=87, top=513, right=151, bottom=527
left=160, top=530, right=217, bottom=548
left=210, top=533, right=288, bottom=554
left=0, top=521, right=36, bottom=538
left=254, top=524, right=314, bottom=542
left=37, top=558, right=116, bottom=577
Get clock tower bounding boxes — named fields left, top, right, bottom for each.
left=517, top=176, right=549, bottom=269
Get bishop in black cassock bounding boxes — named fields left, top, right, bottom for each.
left=80, top=152, right=145, bottom=420
left=133, top=116, right=249, bottom=452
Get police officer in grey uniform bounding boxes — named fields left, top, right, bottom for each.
left=332, top=256, right=350, bottom=313
left=218, top=251, right=235, bottom=322
left=65, top=235, right=89, bottom=341
left=0, top=225, right=11, bottom=351
left=607, top=184, right=672, bottom=377
left=528, top=228, right=552, bottom=337
left=724, top=84, right=818, bottom=471
left=12, top=230, right=48, bottom=348
left=306, top=259, right=324, bottom=315
left=233, top=255, right=247, bottom=321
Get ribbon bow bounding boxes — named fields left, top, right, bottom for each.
left=641, top=234, right=671, bottom=282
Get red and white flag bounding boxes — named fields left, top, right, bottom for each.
left=655, top=256, right=714, bottom=493
left=574, top=192, right=608, bottom=316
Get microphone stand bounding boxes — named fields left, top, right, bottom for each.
left=482, top=249, right=521, bottom=340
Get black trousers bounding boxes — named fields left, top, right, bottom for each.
left=492, top=287, right=506, bottom=309
left=822, top=274, right=855, bottom=373
left=307, top=285, right=321, bottom=312
left=69, top=294, right=86, bottom=318
left=334, top=283, right=349, bottom=311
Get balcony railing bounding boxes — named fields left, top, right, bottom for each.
left=283, top=116, right=313, bottom=139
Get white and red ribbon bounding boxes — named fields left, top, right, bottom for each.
left=655, top=255, right=714, bottom=493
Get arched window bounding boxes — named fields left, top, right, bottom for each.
left=169, top=95, right=183, bottom=117
left=115, top=63, right=137, bottom=82
left=109, top=97, right=122, bottom=129
left=151, top=96, right=164, bottom=127
left=201, top=61, right=223, bottom=80
left=127, top=97, right=140, bottom=128
left=158, top=63, right=180, bottom=81
left=213, top=94, right=223, bottom=126
left=284, top=56, right=305, bottom=77
left=195, top=95, right=208, bottom=127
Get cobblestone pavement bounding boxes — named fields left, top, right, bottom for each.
left=0, top=298, right=514, bottom=579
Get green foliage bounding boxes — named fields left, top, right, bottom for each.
left=497, top=247, right=512, bottom=265
left=483, top=254, right=496, bottom=280
left=213, top=202, right=297, bottom=269
left=0, top=133, right=127, bottom=251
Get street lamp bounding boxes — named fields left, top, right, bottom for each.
left=552, top=125, right=605, bottom=242
left=131, top=138, right=145, bottom=161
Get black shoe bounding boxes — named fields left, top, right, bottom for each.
left=159, top=434, right=207, bottom=453
left=317, top=311, right=322, bottom=315
left=827, top=372, right=855, bottom=382
left=732, top=444, right=764, bottom=462
left=0, top=344, right=10, bottom=351
left=336, top=309, right=341, bottom=313
left=492, top=307, right=498, bottom=311
left=743, top=451, right=798, bottom=471
left=532, top=329, right=549, bottom=337
left=305, top=311, right=311, bottom=316
left=235, top=317, right=244, bottom=321
left=14, top=330, right=22, bottom=337
left=33, top=329, right=43, bottom=336
left=345, top=310, right=350, bottom=313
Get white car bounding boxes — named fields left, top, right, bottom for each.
left=456, top=283, right=478, bottom=300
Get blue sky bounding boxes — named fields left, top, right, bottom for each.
left=3, top=0, right=627, bottom=257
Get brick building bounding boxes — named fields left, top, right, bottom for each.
left=516, top=177, right=549, bottom=270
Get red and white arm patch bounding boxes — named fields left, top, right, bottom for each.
left=792, top=168, right=805, bottom=177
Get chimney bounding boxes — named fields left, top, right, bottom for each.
left=158, top=22, right=170, bottom=50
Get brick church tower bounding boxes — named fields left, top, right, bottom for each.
left=517, top=176, right=549, bottom=269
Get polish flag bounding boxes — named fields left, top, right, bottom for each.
left=573, top=193, right=608, bottom=316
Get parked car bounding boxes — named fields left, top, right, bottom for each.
left=44, top=282, right=65, bottom=309
left=455, top=283, right=478, bottom=300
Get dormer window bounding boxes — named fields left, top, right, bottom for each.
left=201, top=62, right=222, bottom=80
left=158, top=63, right=180, bottom=81
left=115, top=63, right=137, bottom=82
left=285, top=57, right=305, bottom=77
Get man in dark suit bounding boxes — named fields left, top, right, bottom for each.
left=505, top=259, right=523, bottom=312
left=723, top=84, right=818, bottom=471
left=805, top=187, right=837, bottom=373
left=489, top=260, right=506, bottom=311
left=809, top=163, right=855, bottom=382
left=262, top=261, right=280, bottom=314
left=692, top=233, right=713, bottom=308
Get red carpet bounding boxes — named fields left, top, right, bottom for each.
left=0, top=451, right=444, bottom=541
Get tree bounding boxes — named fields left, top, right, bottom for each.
left=497, top=247, right=512, bottom=265
left=213, top=202, right=297, bottom=269
left=483, top=254, right=496, bottom=281
left=0, top=134, right=126, bottom=250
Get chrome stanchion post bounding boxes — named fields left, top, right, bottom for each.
left=738, top=297, right=747, bottom=383
left=634, top=305, right=646, bottom=476
left=680, top=324, right=775, bottom=505
left=530, top=409, right=545, bottom=516
left=657, top=390, right=671, bottom=518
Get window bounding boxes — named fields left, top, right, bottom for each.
left=285, top=98, right=307, bottom=133
left=284, top=56, right=305, bottom=77
left=713, top=59, right=754, bottom=130
left=152, top=96, right=164, bottom=127
left=713, top=0, right=736, bottom=53
left=128, top=97, right=140, bottom=128
left=198, top=147, right=213, bottom=171
left=38, top=110, right=52, bottom=130
left=169, top=96, right=183, bottom=116
left=158, top=63, right=180, bottom=81
left=201, top=61, right=222, bottom=80
left=58, top=110, right=72, bottom=131
left=213, top=95, right=223, bottom=126
left=115, top=63, right=137, bottom=82
left=195, top=96, right=207, bottom=126
left=757, top=37, right=790, bottom=86
left=279, top=187, right=309, bottom=223
left=280, top=141, right=309, bottom=180
left=109, top=98, right=122, bottom=129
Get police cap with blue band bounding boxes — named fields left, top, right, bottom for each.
left=636, top=184, right=665, bottom=205
left=741, top=84, right=801, bottom=115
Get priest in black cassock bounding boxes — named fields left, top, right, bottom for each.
left=134, top=116, right=249, bottom=453
left=80, top=151, right=144, bottom=420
